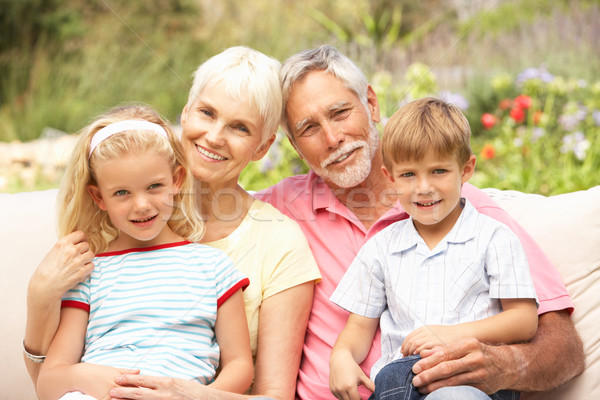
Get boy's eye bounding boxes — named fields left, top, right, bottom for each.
left=433, top=169, right=446, bottom=174
left=400, top=172, right=415, bottom=178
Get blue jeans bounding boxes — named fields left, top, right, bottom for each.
left=368, top=355, right=519, bottom=400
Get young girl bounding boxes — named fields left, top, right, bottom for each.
left=36, top=104, right=253, bottom=400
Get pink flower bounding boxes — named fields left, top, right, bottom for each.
left=514, top=94, right=532, bottom=110
left=499, top=98, right=512, bottom=110
left=481, top=113, right=497, bottom=129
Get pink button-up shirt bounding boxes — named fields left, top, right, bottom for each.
left=255, top=170, right=572, bottom=400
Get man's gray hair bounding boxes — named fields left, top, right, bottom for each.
left=280, top=45, right=369, bottom=140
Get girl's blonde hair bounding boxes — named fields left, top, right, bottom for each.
left=382, top=97, right=474, bottom=171
left=57, top=104, right=204, bottom=253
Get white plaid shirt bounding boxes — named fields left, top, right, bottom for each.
left=330, top=199, right=537, bottom=379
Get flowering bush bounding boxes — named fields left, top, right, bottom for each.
left=470, top=67, right=600, bottom=195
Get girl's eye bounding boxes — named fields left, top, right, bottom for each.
left=148, top=183, right=162, bottom=190
left=115, top=189, right=128, bottom=196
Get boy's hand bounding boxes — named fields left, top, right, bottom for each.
left=329, top=350, right=375, bottom=400
left=402, top=325, right=463, bottom=356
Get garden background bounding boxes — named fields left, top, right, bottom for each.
left=1, top=0, right=599, bottom=194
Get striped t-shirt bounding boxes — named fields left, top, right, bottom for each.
left=62, top=241, right=249, bottom=383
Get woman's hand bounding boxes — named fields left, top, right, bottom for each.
left=111, top=374, right=204, bottom=400
left=29, top=230, right=95, bottom=300
left=24, top=231, right=95, bottom=383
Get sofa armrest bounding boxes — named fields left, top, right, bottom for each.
left=483, top=186, right=600, bottom=399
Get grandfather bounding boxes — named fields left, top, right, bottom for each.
left=255, top=45, right=584, bottom=399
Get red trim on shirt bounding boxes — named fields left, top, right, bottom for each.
left=217, top=278, right=250, bottom=308
left=61, top=300, right=90, bottom=312
left=97, top=241, right=192, bottom=257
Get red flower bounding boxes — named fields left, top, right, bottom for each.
left=481, top=113, right=497, bottom=129
left=510, top=107, right=525, bottom=123
left=514, top=94, right=532, bottom=110
left=481, top=144, right=496, bottom=160
left=499, top=98, right=512, bottom=110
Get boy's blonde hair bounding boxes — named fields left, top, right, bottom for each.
left=382, top=97, right=473, bottom=171
left=57, top=104, right=204, bottom=254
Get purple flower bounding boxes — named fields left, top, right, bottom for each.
left=516, top=67, right=555, bottom=86
left=561, top=132, right=590, bottom=160
left=438, top=91, right=469, bottom=110
left=593, top=110, right=600, bottom=127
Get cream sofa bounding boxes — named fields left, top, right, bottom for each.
left=1, top=187, right=599, bottom=400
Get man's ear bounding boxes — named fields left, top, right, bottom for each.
left=172, top=165, right=186, bottom=195
left=461, top=155, right=477, bottom=183
left=367, top=85, right=381, bottom=124
left=87, top=185, right=107, bottom=210
left=251, top=134, right=277, bottom=161
left=381, top=165, right=395, bottom=183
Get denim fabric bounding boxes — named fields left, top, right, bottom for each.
left=368, top=356, right=519, bottom=400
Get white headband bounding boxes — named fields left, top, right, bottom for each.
left=88, top=120, right=169, bottom=157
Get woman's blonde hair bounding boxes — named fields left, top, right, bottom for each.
left=382, top=97, right=473, bottom=171
left=57, top=104, right=204, bottom=253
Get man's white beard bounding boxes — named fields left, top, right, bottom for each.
left=309, top=123, right=380, bottom=189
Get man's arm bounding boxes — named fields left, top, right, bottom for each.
left=411, top=310, right=584, bottom=394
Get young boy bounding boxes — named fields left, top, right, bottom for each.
left=329, top=97, right=538, bottom=400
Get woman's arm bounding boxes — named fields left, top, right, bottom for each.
left=251, top=281, right=313, bottom=399
left=411, top=310, right=585, bottom=394
left=24, top=231, right=95, bottom=383
left=402, top=298, right=538, bottom=356
left=211, top=289, right=253, bottom=393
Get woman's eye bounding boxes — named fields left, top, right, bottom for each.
left=198, top=108, right=213, bottom=118
left=235, top=124, right=250, bottom=134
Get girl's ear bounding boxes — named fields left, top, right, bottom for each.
left=251, top=134, right=277, bottom=161
left=172, top=165, right=186, bottom=194
left=461, top=155, right=477, bottom=183
left=87, top=185, right=107, bottom=210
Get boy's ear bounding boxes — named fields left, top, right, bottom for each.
left=172, top=165, right=186, bottom=194
left=251, top=134, right=276, bottom=161
left=461, top=155, right=477, bottom=183
left=87, top=185, right=107, bottom=210
left=381, top=165, right=395, bottom=183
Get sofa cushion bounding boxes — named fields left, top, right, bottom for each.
left=484, top=186, right=600, bottom=400
left=0, top=187, right=598, bottom=399
left=0, top=189, right=58, bottom=400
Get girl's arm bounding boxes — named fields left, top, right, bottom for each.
left=402, top=298, right=538, bottom=356
left=36, top=307, right=125, bottom=400
left=329, top=313, right=379, bottom=400
left=211, top=289, right=253, bottom=393
left=24, top=231, right=95, bottom=383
